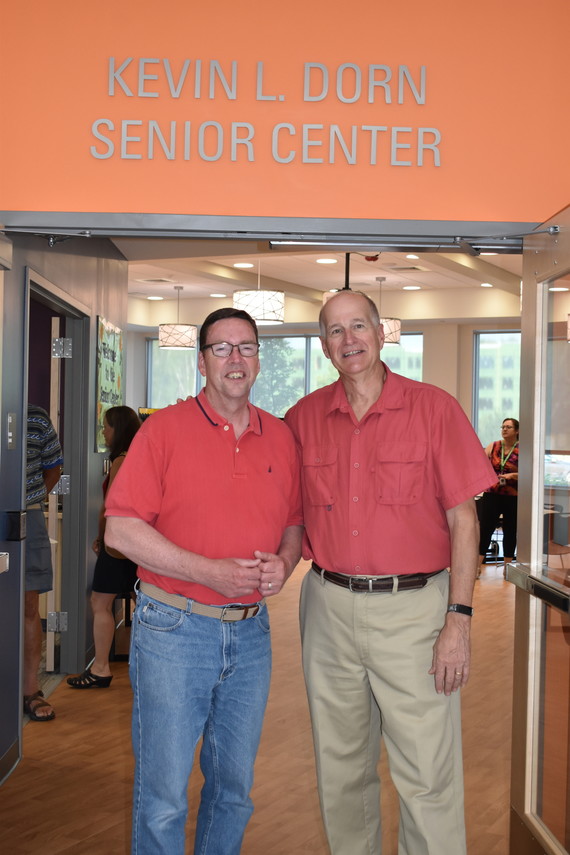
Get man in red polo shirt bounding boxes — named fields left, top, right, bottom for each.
left=105, top=308, right=302, bottom=855
left=285, top=291, right=496, bottom=855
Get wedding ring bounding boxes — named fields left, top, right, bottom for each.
left=455, top=671, right=462, bottom=676
left=268, top=582, right=273, bottom=590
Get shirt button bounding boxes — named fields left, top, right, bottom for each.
left=352, top=496, right=358, bottom=502
left=352, top=530, right=359, bottom=536
left=355, top=565, right=361, bottom=573
left=354, top=462, right=360, bottom=468
left=236, top=448, right=240, bottom=453
left=354, top=429, right=361, bottom=435
left=223, top=425, right=230, bottom=431
left=315, top=457, right=321, bottom=463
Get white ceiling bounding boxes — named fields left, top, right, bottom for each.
left=113, top=237, right=523, bottom=305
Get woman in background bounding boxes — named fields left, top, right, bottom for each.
left=478, top=417, right=519, bottom=576
left=67, top=406, right=141, bottom=688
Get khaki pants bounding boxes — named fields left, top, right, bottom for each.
left=300, top=568, right=466, bottom=855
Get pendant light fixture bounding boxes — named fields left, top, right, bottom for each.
left=376, top=276, right=401, bottom=344
left=158, top=286, right=198, bottom=349
left=233, top=261, right=284, bottom=324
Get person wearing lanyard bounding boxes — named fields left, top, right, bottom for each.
left=477, top=417, right=520, bottom=576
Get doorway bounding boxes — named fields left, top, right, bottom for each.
left=25, top=270, right=91, bottom=679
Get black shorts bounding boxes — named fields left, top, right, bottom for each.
left=25, top=508, right=53, bottom=593
left=92, top=546, right=138, bottom=595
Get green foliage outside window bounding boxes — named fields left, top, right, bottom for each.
left=252, top=337, right=306, bottom=417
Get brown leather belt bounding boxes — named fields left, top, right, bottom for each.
left=139, top=581, right=264, bottom=621
left=311, top=562, right=445, bottom=593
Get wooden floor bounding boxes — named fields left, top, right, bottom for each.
left=0, top=560, right=514, bottom=854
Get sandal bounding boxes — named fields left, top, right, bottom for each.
left=23, top=691, right=55, bottom=722
left=67, top=667, right=113, bottom=689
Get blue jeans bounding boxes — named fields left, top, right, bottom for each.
left=130, top=589, right=272, bottom=855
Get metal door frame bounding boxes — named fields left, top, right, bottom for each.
left=24, top=269, right=91, bottom=675
left=509, top=208, right=570, bottom=854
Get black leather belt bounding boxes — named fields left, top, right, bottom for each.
left=311, top=562, right=445, bottom=593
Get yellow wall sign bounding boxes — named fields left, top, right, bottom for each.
left=2, top=0, right=570, bottom=225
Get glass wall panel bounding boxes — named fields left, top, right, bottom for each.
left=532, top=279, right=570, bottom=852
left=533, top=602, right=570, bottom=851
left=474, top=331, right=521, bottom=446
left=309, top=336, right=338, bottom=392
left=253, top=337, right=306, bottom=417
left=382, top=334, right=423, bottom=381
left=541, top=282, right=570, bottom=585
left=147, top=339, right=197, bottom=408
left=147, top=333, right=425, bottom=417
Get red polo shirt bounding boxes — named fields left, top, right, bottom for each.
left=106, top=391, right=302, bottom=604
left=285, top=366, right=496, bottom=575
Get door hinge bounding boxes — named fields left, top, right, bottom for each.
left=47, top=611, right=68, bottom=632
left=51, top=474, right=70, bottom=495
left=52, top=337, right=72, bottom=358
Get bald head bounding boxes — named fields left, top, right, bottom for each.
left=319, top=290, right=380, bottom=337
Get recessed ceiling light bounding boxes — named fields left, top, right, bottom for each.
left=316, top=258, right=338, bottom=264
left=549, top=286, right=569, bottom=292
left=234, top=262, right=254, bottom=268
left=147, top=295, right=164, bottom=301
left=480, top=252, right=498, bottom=256
left=210, top=293, right=227, bottom=298
left=480, top=282, right=493, bottom=288
left=403, top=285, right=421, bottom=290
left=406, top=254, right=419, bottom=260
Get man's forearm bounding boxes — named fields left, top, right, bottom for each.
left=277, top=525, right=303, bottom=579
left=105, top=515, right=266, bottom=601
left=446, top=498, right=479, bottom=606
left=105, top=516, right=209, bottom=583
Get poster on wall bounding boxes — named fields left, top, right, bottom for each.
left=96, top=317, right=124, bottom=452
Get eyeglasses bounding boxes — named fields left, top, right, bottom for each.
left=202, top=341, right=260, bottom=358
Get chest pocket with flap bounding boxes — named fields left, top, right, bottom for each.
left=302, top=445, right=337, bottom=506
left=374, top=441, right=426, bottom=505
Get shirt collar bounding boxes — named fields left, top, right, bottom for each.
left=326, top=363, right=406, bottom=416
left=196, top=389, right=262, bottom=435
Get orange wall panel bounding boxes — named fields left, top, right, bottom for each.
left=2, top=0, right=570, bottom=223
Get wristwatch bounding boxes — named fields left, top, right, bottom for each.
left=447, top=603, right=474, bottom=617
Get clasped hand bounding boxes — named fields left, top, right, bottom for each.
left=207, top=552, right=288, bottom=599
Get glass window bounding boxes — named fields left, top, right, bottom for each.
left=474, top=331, right=521, bottom=446
left=252, top=337, right=306, bottom=417
left=147, top=339, right=197, bottom=408
left=146, top=332, right=425, bottom=417
left=309, top=336, right=338, bottom=392
left=382, top=334, right=423, bottom=381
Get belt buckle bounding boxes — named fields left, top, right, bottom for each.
left=220, top=603, right=260, bottom=621
left=348, top=576, right=357, bottom=593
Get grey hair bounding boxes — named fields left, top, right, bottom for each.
left=318, top=290, right=380, bottom=336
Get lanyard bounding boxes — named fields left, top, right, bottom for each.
left=500, top=441, right=518, bottom=472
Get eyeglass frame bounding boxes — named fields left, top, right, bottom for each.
left=201, top=341, right=260, bottom=358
